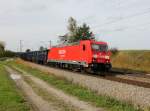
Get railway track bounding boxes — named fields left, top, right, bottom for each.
left=110, top=68, right=150, bottom=79
left=77, top=70, right=150, bottom=88
left=53, top=66, right=150, bottom=88
left=104, top=75, right=150, bottom=88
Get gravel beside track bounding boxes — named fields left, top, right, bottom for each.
left=20, top=60, right=150, bottom=108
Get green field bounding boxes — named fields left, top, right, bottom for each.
left=111, top=50, right=150, bottom=73
left=0, top=63, right=30, bottom=111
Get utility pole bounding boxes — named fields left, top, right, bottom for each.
left=49, top=40, right=52, bottom=48
left=20, top=40, right=23, bottom=52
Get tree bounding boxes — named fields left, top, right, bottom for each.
left=59, top=17, right=77, bottom=44
left=59, top=17, right=95, bottom=44
left=0, top=41, right=5, bottom=57
left=26, top=49, right=31, bottom=52
left=0, top=41, right=15, bottom=58
left=0, top=41, right=5, bottom=52
left=69, top=23, right=95, bottom=43
left=67, top=17, right=77, bottom=37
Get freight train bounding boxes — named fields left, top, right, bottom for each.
left=19, top=40, right=112, bottom=74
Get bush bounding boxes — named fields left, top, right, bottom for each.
left=110, top=48, right=119, bottom=56
left=0, top=50, right=16, bottom=58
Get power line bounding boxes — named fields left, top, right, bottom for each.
left=78, top=15, right=94, bottom=23
left=77, top=0, right=129, bottom=24
left=123, top=22, right=150, bottom=31
left=77, top=0, right=142, bottom=27
left=49, top=40, right=52, bottom=48
left=77, top=0, right=150, bottom=31
left=92, top=8, right=150, bottom=31
left=115, top=0, right=141, bottom=9
left=95, top=21, right=150, bottom=34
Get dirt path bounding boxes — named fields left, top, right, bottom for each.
left=6, top=66, right=104, bottom=111
left=24, top=75, right=102, bottom=111
left=6, top=66, right=58, bottom=111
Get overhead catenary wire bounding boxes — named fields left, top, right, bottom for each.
left=76, top=0, right=150, bottom=34
left=92, top=8, right=150, bottom=30
left=95, top=22, right=150, bottom=33
left=78, top=0, right=146, bottom=27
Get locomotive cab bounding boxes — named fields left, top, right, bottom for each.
left=90, top=41, right=112, bottom=72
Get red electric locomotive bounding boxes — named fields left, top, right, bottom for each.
left=47, top=40, right=111, bottom=73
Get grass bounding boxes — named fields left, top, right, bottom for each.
left=6, top=60, right=143, bottom=111
left=111, top=50, right=150, bottom=73
left=0, top=63, right=30, bottom=111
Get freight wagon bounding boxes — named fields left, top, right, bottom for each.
left=19, top=50, right=48, bottom=64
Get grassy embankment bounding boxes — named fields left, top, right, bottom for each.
left=111, top=50, right=150, bottom=73
left=6, top=60, right=143, bottom=111
left=0, top=63, right=30, bottom=111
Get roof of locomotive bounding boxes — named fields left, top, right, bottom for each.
left=52, top=40, right=108, bottom=48
left=89, top=40, right=107, bottom=45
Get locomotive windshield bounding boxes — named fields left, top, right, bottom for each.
left=92, top=44, right=108, bottom=51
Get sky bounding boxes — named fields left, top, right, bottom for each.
left=0, top=0, right=150, bottom=51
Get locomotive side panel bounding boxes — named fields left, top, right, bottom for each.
left=47, top=41, right=92, bottom=66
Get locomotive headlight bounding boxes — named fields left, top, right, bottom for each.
left=93, top=54, right=98, bottom=58
left=105, top=56, right=110, bottom=59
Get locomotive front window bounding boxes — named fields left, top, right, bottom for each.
left=92, top=44, right=108, bottom=51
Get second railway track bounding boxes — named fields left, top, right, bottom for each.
left=79, top=71, right=150, bottom=88
left=105, top=75, right=150, bottom=88
left=48, top=65, right=150, bottom=88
